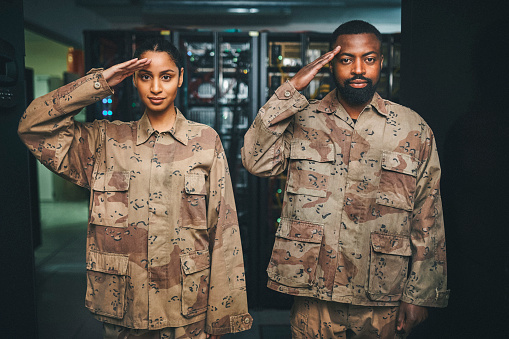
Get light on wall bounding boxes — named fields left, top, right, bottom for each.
left=227, top=8, right=260, bottom=14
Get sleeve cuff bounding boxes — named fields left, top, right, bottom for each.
left=401, top=289, right=450, bottom=308
left=86, top=68, right=114, bottom=95
left=274, top=80, right=297, bottom=100
left=206, top=313, right=253, bottom=335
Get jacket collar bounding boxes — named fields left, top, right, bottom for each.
left=136, top=108, right=189, bottom=146
left=316, top=89, right=388, bottom=118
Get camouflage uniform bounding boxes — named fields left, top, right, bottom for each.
left=103, top=320, right=207, bottom=339
left=242, top=80, right=449, bottom=309
left=290, top=297, right=404, bottom=339
left=18, top=70, right=252, bottom=335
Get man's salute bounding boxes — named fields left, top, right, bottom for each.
left=242, top=20, right=449, bottom=339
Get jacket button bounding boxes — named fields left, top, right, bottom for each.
left=244, top=317, right=250, bottom=324
left=94, top=82, right=101, bottom=89
left=284, top=90, right=291, bottom=97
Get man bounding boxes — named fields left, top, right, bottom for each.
left=242, top=20, right=449, bottom=338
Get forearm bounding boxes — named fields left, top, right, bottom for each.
left=242, top=81, right=308, bottom=176
left=18, top=71, right=112, bottom=186
left=402, top=134, right=449, bottom=307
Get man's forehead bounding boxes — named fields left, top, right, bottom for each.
left=333, top=33, right=381, bottom=53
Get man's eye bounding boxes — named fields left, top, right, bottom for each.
left=366, top=57, right=375, bottom=63
left=341, top=58, right=351, bottom=64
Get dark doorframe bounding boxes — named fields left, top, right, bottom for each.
left=0, top=0, right=38, bottom=337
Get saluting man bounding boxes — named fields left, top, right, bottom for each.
left=242, top=20, right=449, bottom=338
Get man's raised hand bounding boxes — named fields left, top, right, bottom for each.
left=102, top=58, right=152, bottom=88
left=289, top=46, right=341, bottom=91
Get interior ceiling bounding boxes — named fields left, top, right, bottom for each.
left=76, top=0, right=401, bottom=27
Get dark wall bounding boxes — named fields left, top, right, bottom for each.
left=0, top=0, right=38, bottom=337
left=401, top=1, right=509, bottom=338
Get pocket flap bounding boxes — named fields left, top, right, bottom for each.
left=290, top=140, right=334, bottom=163
left=371, top=232, right=412, bottom=256
left=381, top=151, right=418, bottom=177
left=92, top=170, right=130, bottom=192
left=276, top=218, right=324, bottom=243
left=185, top=173, right=207, bottom=195
left=180, top=249, right=211, bottom=275
left=86, top=250, right=129, bottom=275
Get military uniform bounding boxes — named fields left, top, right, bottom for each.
left=19, top=70, right=252, bottom=336
left=242, top=81, right=449, bottom=336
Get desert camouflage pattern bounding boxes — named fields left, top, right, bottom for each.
left=18, top=71, right=252, bottom=334
left=242, top=80, right=449, bottom=308
left=290, top=296, right=406, bottom=338
left=103, top=320, right=207, bottom=339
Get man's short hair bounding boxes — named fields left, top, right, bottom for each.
left=330, top=20, right=383, bottom=48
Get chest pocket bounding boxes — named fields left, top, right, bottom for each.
left=90, top=170, right=130, bottom=228
left=286, top=140, right=335, bottom=198
left=376, top=151, right=418, bottom=211
left=180, top=172, right=208, bottom=229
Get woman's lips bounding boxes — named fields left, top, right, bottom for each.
left=149, top=97, right=165, bottom=104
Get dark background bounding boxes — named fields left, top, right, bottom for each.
left=2, top=0, right=508, bottom=337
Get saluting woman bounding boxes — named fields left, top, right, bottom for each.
left=19, top=38, right=252, bottom=339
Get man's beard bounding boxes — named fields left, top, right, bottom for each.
left=334, top=74, right=379, bottom=106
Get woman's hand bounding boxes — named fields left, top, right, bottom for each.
left=102, top=58, right=151, bottom=88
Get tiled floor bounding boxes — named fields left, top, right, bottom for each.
left=35, top=201, right=291, bottom=339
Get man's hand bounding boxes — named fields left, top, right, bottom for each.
left=207, top=334, right=221, bottom=339
left=289, top=46, right=341, bottom=91
left=396, top=302, right=428, bottom=335
left=102, top=58, right=152, bottom=88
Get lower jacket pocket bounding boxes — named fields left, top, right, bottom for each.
left=267, top=218, right=324, bottom=288
left=367, top=232, right=412, bottom=302
left=85, top=250, right=129, bottom=319
left=180, top=249, right=210, bottom=318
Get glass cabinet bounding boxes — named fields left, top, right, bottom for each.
left=174, top=31, right=260, bottom=304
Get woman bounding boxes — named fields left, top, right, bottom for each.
left=19, top=38, right=252, bottom=339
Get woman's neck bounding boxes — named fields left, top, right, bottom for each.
left=147, top=107, right=177, bottom=132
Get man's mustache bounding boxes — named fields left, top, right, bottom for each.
left=345, top=75, right=372, bottom=85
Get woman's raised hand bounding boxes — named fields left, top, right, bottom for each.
left=102, top=58, right=152, bottom=88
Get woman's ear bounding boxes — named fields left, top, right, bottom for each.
left=178, top=68, right=184, bottom=88
left=132, top=73, right=137, bottom=88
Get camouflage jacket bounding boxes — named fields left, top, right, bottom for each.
left=18, top=71, right=252, bottom=334
left=242, top=81, right=449, bottom=308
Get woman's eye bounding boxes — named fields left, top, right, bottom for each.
left=141, top=75, right=150, bottom=80
left=162, top=75, right=171, bottom=81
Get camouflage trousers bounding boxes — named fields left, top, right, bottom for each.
left=103, top=320, right=207, bottom=339
left=290, top=297, right=406, bottom=339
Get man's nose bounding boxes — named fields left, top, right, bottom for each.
left=352, top=59, right=365, bottom=75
